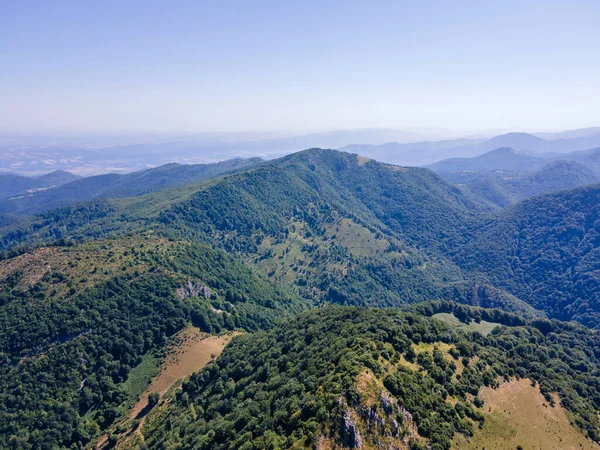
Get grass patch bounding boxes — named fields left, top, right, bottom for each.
left=432, top=312, right=500, bottom=336
left=121, top=353, right=160, bottom=400
left=454, top=378, right=599, bottom=450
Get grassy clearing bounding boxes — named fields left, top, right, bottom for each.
left=432, top=312, right=500, bottom=336
left=454, top=378, right=600, bottom=450
left=121, top=353, right=159, bottom=401
left=325, top=218, right=388, bottom=257
left=128, top=327, right=236, bottom=420
left=98, top=327, right=238, bottom=449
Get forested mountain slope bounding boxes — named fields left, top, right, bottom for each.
left=2, top=148, right=600, bottom=449
left=0, top=235, right=305, bottom=449
left=139, top=305, right=600, bottom=450
left=458, top=160, right=599, bottom=208
left=455, top=184, right=600, bottom=327
left=4, top=148, right=599, bottom=325
left=0, top=149, right=540, bottom=317
left=428, top=147, right=547, bottom=178
left=3, top=148, right=600, bottom=327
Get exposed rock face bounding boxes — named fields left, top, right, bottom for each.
left=176, top=280, right=212, bottom=300
left=342, top=410, right=363, bottom=448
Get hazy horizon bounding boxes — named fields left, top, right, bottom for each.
left=2, top=0, right=600, bottom=134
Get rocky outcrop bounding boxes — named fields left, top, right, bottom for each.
left=176, top=280, right=212, bottom=300
left=342, top=410, right=363, bottom=448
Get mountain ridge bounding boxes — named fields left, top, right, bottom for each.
left=0, top=157, right=263, bottom=215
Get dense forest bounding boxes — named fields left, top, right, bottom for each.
left=0, top=236, right=306, bottom=449
left=0, top=158, right=262, bottom=215
left=455, top=184, right=600, bottom=327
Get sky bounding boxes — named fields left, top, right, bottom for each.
left=1, top=0, right=599, bottom=134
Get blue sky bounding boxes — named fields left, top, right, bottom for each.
left=1, top=0, right=599, bottom=134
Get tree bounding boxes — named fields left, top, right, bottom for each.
left=148, top=392, right=160, bottom=408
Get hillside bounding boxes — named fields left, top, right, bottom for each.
left=1, top=149, right=545, bottom=318
left=0, top=158, right=262, bottom=215
left=430, top=146, right=600, bottom=181
left=0, top=235, right=306, bottom=449
left=0, top=170, right=80, bottom=199
left=3, top=148, right=600, bottom=326
left=5, top=148, right=599, bottom=325
left=427, top=148, right=548, bottom=182
left=459, top=160, right=600, bottom=207
left=137, top=305, right=600, bottom=450
left=455, top=184, right=600, bottom=327
left=425, top=145, right=600, bottom=207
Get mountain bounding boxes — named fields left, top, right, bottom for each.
left=138, top=305, right=600, bottom=450
left=0, top=158, right=262, bottom=215
left=536, top=127, right=600, bottom=140
left=341, top=138, right=483, bottom=166
left=427, top=147, right=547, bottom=181
left=568, top=147, right=600, bottom=174
left=0, top=129, right=442, bottom=175
left=4, top=148, right=600, bottom=328
left=4, top=148, right=600, bottom=327
left=427, top=146, right=600, bottom=207
left=457, top=160, right=599, bottom=207
left=0, top=149, right=539, bottom=318
left=4, top=128, right=600, bottom=176
left=0, top=169, right=80, bottom=199
left=453, top=132, right=600, bottom=156
left=429, top=146, right=600, bottom=180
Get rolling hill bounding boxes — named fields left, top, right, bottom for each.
left=138, top=305, right=600, bottom=450
left=427, top=148, right=549, bottom=182
left=429, top=146, right=600, bottom=180
left=3, top=148, right=599, bottom=326
left=0, top=158, right=262, bottom=215
left=0, top=234, right=306, bottom=449
left=427, top=146, right=600, bottom=207
left=458, top=160, right=600, bottom=207
left=0, top=149, right=541, bottom=317
left=0, top=170, right=80, bottom=199
left=454, top=184, right=600, bottom=327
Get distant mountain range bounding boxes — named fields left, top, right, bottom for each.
left=0, top=170, right=80, bottom=199
left=430, top=145, right=600, bottom=176
left=427, top=147, right=600, bottom=207
left=0, top=128, right=444, bottom=175
left=5, top=142, right=600, bottom=215
left=3, top=126, right=600, bottom=175
left=343, top=130, right=600, bottom=166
